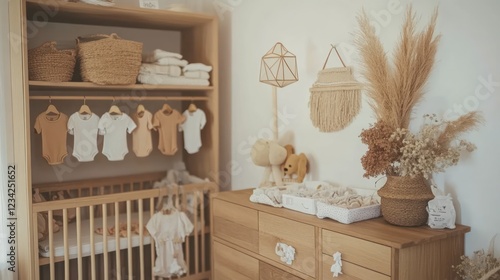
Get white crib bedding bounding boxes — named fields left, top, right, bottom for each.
left=39, top=212, right=152, bottom=259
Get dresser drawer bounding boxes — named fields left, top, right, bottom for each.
left=213, top=199, right=259, bottom=252
left=322, top=230, right=391, bottom=276
left=213, top=241, right=259, bottom=280
left=260, top=261, right=303, bottom=280
left=321, top=254, right=390, bottom=280
left=259, top=212, right=316, bottom=278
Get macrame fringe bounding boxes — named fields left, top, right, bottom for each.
left=309, top=89, right=361, bottom=132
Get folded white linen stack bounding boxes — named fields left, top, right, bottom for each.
left=182, top=63, right=212, bottom=85
left=139, top=49, right=193, bottom=85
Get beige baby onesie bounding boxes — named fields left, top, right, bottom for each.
left=34, top=112, right=69, bottom=165
left=153, top=109, right=185, bottom=155
left=132, top=110, right=154, bottom=157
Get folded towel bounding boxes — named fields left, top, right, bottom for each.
left=138, top=74, right=209, bottom=86
left=183, top=71, right=210, bottom=79
left=140, top=64, right=181, bottom=77
left=142, top=49, right=183, bottom=63
left=152, top=57, right=188, bottom=67
left=183, top=63, right=212, bottom=72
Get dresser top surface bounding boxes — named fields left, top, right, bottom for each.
left=212, top=189, right=471, bottom=249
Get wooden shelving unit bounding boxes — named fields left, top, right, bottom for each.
left=29, top=80, right=214, bottom=92
left=11, top=1, right=220, bottom=278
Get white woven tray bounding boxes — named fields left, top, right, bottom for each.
left=316, top=201, right=380, bottom=224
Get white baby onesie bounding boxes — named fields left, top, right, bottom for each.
left=146, top=210, right=194, bottom=278
left=178, top=109, right=206, bottom=154
left=67, top=112, right=100, bottom=162
left=98, top=112, right=137, bottom=161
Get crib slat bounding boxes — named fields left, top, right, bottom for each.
left=48, top=210, right=55, bottom=280
left=63, top=208, right=69, bottom=280
left=127, top=200, right=132, bottom=278
left=138, top=199, right=145, bottom=280
left=150, top=197, right=155, bottom=278
left=182, top=193, right=190, bottom=276
left=90, top=206, right=96, bottom=280
left=194, top=192, right=199, bottom=274
left=103, top=204, right=108, bottom=280
left=77, top=207, right=82, bottom=280
left=115, top=202, right=121, bottom=280
left=200, top=191, right=206, bottom=272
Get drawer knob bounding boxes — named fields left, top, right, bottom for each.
left=275, top=242, right=296, bottom=265
left=330, top=251, right=343, bottom=277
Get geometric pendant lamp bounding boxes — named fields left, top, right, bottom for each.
left=260, top=42, right=298, bottom=87
left=259, top=42, right=298, bottom=140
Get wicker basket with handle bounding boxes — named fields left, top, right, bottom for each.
left=77, top=33, right=143, bottom=85
left=28, top=41, right=76, bottom=82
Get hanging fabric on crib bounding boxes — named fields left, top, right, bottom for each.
left=146, top=184, right=194, bottom=278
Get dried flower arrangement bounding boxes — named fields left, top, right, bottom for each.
left=361, top=112, right=482, bottom=179
left=355, top=7, right=482, bottom=178
left=454, top=250, right=500, bottom=280
left=454, top=246, right=500, bottom=280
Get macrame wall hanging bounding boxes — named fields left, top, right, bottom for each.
left=309, top=45, right=362, bottom=132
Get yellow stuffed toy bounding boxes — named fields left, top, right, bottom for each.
left=282, top=145, right=308, bottom=183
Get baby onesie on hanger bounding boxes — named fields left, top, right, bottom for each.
left=98, top=112, right=137, bottom=161
left=34, top=112, right=69, bottom=165
left=67, top=112, right=100, bottom=162
left=132, top=110, right=154, bottom=157
left=178, top=109, right=206, bottom=154
left=146, top=209, right=194, bottom=278
left=153, top=109, right=185, bottom=155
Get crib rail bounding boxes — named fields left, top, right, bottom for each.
left=34, top=177, right=218, bottom=280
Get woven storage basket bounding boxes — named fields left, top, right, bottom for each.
left=377, top=175, right=434, bottom=227
left=28, top=41, right=76, bottom=82
left=77, top=33, right=143, bottom=85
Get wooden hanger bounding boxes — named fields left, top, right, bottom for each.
left=109, top=105, right=122, bottom=115
left=137, top=104, right=145, bottom=117
left=162, top=103, right=172, bottom=115
left=45, top=97, right=60, bottom=116
left=188, top=100, right=197, bottom=113
left=109, top=98, right=122, bottom=115
left=79, top=97, right=91, bottom=115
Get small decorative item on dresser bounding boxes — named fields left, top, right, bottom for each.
left=28, top=41, right=76, bottom=82
left=76, top=33, right=143, bottom=85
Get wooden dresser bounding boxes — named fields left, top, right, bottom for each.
left=210, top=189, right=470, bottom=280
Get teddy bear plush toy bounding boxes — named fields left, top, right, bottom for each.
left=282, top=145, right=308, bottom=183
left=251, top=139, right=288, bottom=187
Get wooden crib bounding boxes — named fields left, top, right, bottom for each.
left=32, top=172, right=218, bottom=280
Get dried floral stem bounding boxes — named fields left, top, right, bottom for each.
left=355, top=6, right=440, bottom=130
left=479, top=266, right=500, bottom=280
left=355, top=9, right=392, bottom=126
left=436, top=111, right=484, bottom=152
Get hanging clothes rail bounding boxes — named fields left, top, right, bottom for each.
left=29, top=96, right=209, bottom=101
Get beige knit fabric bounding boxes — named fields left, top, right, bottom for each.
left=34, top=112, right=69, bottom=165
left=309, top=67, right=362, bottom=132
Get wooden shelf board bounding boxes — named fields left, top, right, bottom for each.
left=26, top=0, right=215, bottom=30
left=29, top=81, right=213, bottom=92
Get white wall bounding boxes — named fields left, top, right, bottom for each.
left=228, top=0, right=500, bottom=256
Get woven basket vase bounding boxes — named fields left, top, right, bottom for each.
left=28, top=41, right=76, bottom=82
left=77, top=33, right=143, bottom=85
left=377, top=175, right=434, bottom=227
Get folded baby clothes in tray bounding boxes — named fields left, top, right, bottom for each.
left=250, top=181, right=381, bottom=224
